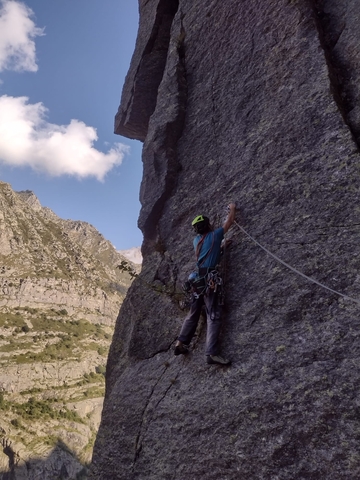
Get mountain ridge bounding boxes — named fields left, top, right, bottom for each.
left=0, top=181, right=137, bottom=479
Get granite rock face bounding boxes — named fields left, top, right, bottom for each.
left=92, top=1, right=360, bottom=478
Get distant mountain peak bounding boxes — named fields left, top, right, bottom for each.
left=16, top=189, right=42, bottom=211
left=118, top=246, right=142, bottom=264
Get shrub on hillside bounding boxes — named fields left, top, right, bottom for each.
left=95, top=365, right=106, bottom=376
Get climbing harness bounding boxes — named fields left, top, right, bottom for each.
left=232, top=219, right=360, bottom=307
left=207, top=270, right=222, bottom=291
left=190, top=274, right=208, bottom=297
left=183, top=269, right=223, bottom=299
left=207, top=270, right=224, bottom=304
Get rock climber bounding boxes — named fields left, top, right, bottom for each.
left=174, top=203, right=236, bottom=365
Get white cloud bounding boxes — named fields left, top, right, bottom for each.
left=0, top=0, right=44, bottom=72
left=0, top=95, right=129, bottom=180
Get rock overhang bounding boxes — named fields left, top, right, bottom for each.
left=114, top=0, right=180, bottom=141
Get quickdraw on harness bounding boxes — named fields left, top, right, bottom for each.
left=207, top=270, right=223, bottom=292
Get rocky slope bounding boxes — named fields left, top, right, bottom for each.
left=91, top=1, right=360, bottom=479
left=0, top=182, right=136, bottom=479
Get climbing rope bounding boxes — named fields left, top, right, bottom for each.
left=233, top=220, right=360, bottom=306
left=220, top=236, right=227, bottom=305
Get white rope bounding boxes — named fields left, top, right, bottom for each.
left=233, top=220, right=360, bottom=306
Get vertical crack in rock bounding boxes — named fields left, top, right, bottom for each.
left=132, top=363, right=182, bottom=469
left=115, top=0, right=180, bottom=141
left=152, top=252, right=181, bottom=305
left=144, top=338, right=178, bottom=358
left=312, top=0, right=360, bottom=148
left=139, top=11, right=187, bottom=255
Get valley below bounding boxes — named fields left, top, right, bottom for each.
left=0, top=181, right=139, bottom=479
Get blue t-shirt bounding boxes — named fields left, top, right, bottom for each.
left=193, top=227, right=224, bottom=269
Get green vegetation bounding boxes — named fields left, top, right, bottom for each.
left=76, top=372, right=105, bottom=387
left=19, top=387, right=43, bottom=396
left=84, top=342, right=109, bottom=357
left=0, top=311, right=28, bottom=329
left=31, top=315, right=107, bottom=337
left=0, top=392, right=9, bottom=410
left=0, top=340, right=34, bottom=353
left=16, top=218, right=30, bottom=244
left=0, top=307, right=111, bottom=364
left=0, top=307, right=69, bottom=333
left=117, top=260, right=138, bottom=279
left=83, top=431, right=97, bottom=454
left=21, top=306, right=38, bottom=314
left=11, top=397, right=85, bottom=423
left=95, top=365, right=106, bottom=376
left=15, top=336, right=77, bottom=363
left=2, top=307, right=108, bottom=336
left=11, top=418, right=22, bottom=428
left=71, top=386, right=105, bottom=401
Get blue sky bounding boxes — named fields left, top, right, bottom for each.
left=0, top=0, right=143, bottom=250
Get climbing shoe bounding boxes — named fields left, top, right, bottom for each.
left=206, top=355, right=231, bottom=365
left=174, top=343, right=189, bottom=356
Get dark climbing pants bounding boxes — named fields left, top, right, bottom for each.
left=178, top=289, right=223, bottom=356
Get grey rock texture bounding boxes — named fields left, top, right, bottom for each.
left=92, top=1, right=360, bottom=479
left=114, top=0, right=180, bottom=141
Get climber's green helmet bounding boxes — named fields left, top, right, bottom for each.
left=191, top=215, right=210, bottom=234
left=191, top=215, right=206, bottom=226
